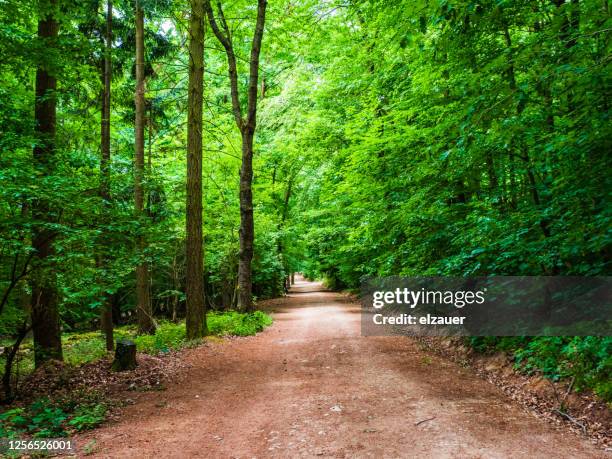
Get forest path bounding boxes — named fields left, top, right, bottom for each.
left=78, top=276, right=602, bottom=458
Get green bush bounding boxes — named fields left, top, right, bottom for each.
left=67, top=403, right=107, bottom=431
left=468, top=336, right=612, bottom=402
left=27, top=398, right=68, bottom=438
left=0, top=407, right=29, bottom=439
left=207, top=311, right=273, bottom=337
left=0, top=397, right=107, bottom=439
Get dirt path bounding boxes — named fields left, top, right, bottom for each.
left=79, top=277, right=604, bottom=458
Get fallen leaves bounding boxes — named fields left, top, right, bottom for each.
left=416, top=337, right=611, bottom=449
left=16, top=351, right=190, bottom=406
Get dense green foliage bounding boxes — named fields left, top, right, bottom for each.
left=0, top=0, right=291, bottom=339
left=274, top=0, right=610, bottom=400
left=0, top=0, right=609, bottom=404
left=286, top=1, right=610, bottom=285
left=1, top=395, right=107, bottom=439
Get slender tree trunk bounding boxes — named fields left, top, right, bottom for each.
left=148, top=104, right=152, bottom=172
left=241, top=0, right=266, bottom=311
left=277, top=175, right=294, bottom=289
left=485, top=151, right=501, bottom=205
left=203, top=0, right=267, bottom=312
left=185, top=0, right=206, bottom=339
left=237, top=128, right=255, bottom=310
left=135, top=1, right=155, bottom=334
left=503, top=18, right=551, bottom=239
left=31, top=0, right=63, bottom=367
left=100, top=0, right=114, bottom=351
left=2, top=321, right=31, bottom=402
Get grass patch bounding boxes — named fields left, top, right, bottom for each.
left=208, top=310, right=273, bottom=337
left=132, top=311, right=273, bottom=353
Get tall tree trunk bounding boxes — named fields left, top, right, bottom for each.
left=135, top=1, right=155, bottom=334
left=100, top=0, right=114, bottom=351
left=185, top=0, right=206, bottom=339
left=204, top=0, right=267, bottom=312
left=239, top=0, right=266, bottom=311
left=277, top=175, right=294, bottom=289
left=485, top=151, right=501, bottom=205
left=237, top=128, right=255, bottom=310
left=31, top=0, right=63, bottom=367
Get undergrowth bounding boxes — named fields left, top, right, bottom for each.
left=469, top=337, right=612, bottom=402
left=1, top=310, right=273, bottom=371
left=132, top=311, right=273, bottom=353
left=0, top=391, right=107, bottom=440
left=0, top=311, right=272, bottom=438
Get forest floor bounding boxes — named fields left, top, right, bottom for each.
left=76, top=277, right=605, bottom=458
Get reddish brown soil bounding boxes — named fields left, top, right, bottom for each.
left=77, top=277, right=606, bottom=458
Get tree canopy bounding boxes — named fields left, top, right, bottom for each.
left=0, top=0, right=610, bottom=397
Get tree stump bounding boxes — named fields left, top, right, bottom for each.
left=111, top=339, right=137, bottom=371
